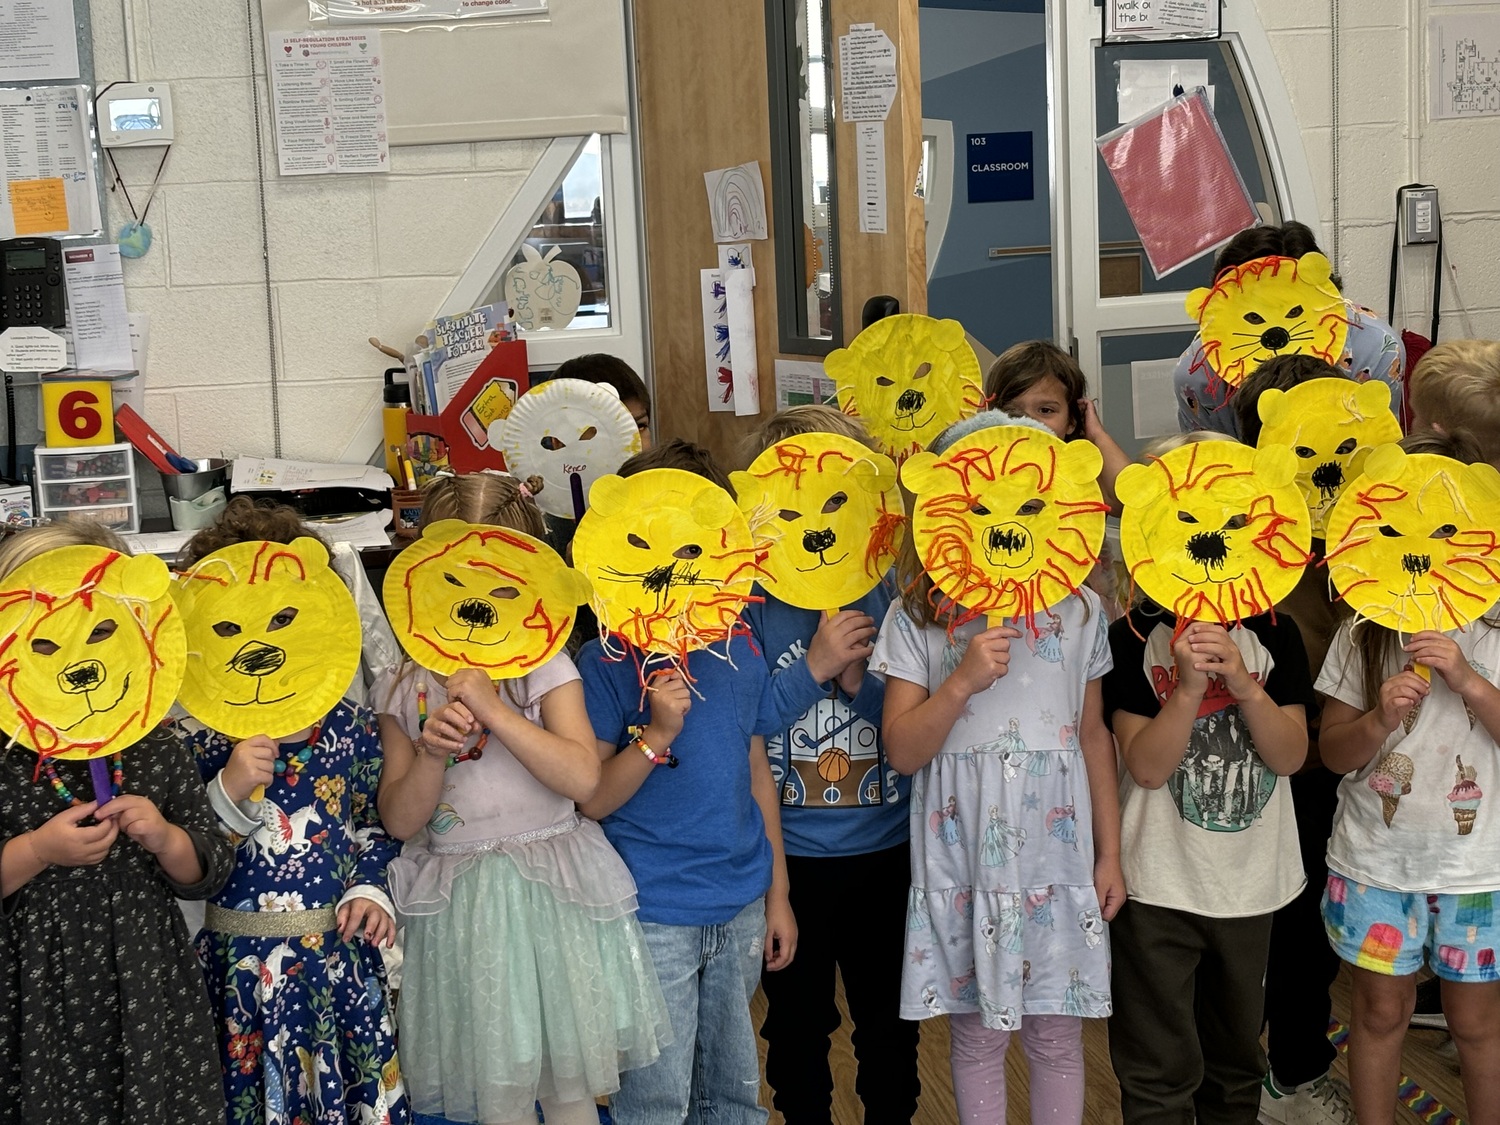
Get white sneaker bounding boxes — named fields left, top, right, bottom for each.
left=1258, top=1073, right=1356, bottom=1125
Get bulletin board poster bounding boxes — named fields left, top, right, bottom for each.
left=314, top=0, right=547, bottom=21
left=1104, top=0, right=1221, bottom=43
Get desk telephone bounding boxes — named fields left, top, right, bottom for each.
left=0, top=238, right=66, bottom=330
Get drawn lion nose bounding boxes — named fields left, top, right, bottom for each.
left=1311, top=461, right=1344, bottom=499
left=895, top=388, right=926, bottom=415
left=983, top=523, right=1034, bottom=568
left=1259, top=326, right=1291, bottom=351
left=1402, top=553, right=1431, bottom=577
left=228, top=641, right=286, bottom=678
left=452, top=598, right=499, bottom=629
left=1186, top=531, right=1230, bottom=568
left=802, top=528, right=837, bottom=554
left=58, top=660, right=106, bottom=694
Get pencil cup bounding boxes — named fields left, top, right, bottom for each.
left=161, top=459, right=230, bottom=531
left=392, top=489, right=423, bottom=541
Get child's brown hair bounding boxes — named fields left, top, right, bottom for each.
left=1408, top=340, right=1500, bottom=462
left=738, top=404, right=875, bottom=466
left=420, top=472, right=546, bottom=539
left=983, top=340, right=1088, bottom=438
left=179, top=496, right=330, bottom=568
left=618, top=438, right=733, bottom=494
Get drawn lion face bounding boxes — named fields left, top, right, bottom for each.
left=824, top=314, right=986, bottom=462
left=1325, top=446, right=1500, bottom=632
left=1187, top=253, right=1348, bottom=389
left=1257, top=378, right=1402, bottom=538
left=498, top=380, right=641, bottom=520
left=1118, top=440, right=1312, bottom=623
left=901, top=424, right=1108, bottom=626
left=730, top=434, right=904, bottom=612
left=385, top=519, right=592, bottom=678
left=0, top=546, right=184, bottom=759
left=174, top=538, right=361, bottom=739
left=573, top=468, right=764, bottom=655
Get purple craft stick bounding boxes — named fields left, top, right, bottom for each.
left=90, top=757, right=113, bottom=809
left=570, top=472, right=586, bottom=522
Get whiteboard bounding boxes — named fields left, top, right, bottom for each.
left=260, top=0, right=629, bottom=145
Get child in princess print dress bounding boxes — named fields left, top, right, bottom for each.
left=873, top=412, right=1125, bottom=1125
left=375, top=473, right=669, bottom=1125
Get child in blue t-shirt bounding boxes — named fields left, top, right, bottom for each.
left=737, top=406, right=918, bottom=1125
left=578, top=439, right=796, bottom=1125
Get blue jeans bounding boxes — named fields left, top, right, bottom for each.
left=610, top=900, right=768, bottom=1125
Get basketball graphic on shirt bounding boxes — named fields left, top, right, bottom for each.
left=771, top=692, right=885, bottom=808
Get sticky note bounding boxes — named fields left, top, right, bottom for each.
left=10, top=178, right=69, bottom=236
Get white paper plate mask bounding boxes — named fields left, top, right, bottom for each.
left=498, top=380, right=643, bottom=520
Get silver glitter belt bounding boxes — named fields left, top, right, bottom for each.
left=428, top=812, right=580, bottom=855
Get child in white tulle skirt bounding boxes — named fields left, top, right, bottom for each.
left=376, top=473, right=669, bottom=1125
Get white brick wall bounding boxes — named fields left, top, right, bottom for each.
left=88, top=0, right=546, bottom=465
left=1254, top=0, right=1500, bottom=340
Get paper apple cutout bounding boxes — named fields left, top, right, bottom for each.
left=505, top=245, right=583, bottom=331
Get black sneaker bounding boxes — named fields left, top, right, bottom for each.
left=1410, top=975, right=1448, bottom=1029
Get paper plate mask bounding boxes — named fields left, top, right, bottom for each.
left=174, top=539, right=360, bottom=739
left=1325, top=446, right=1500, bottom=633
left=1118, top=440, right=1312, bottom=624
left=1188, top=253, right=1348, bottom=389
left=901, top=424, right=1108, bottom=627
left=730, top=434, right=905, bottom=612
left=572, top=468, right=764, bottom=656
left=498, top=380, right=642, bottom=520
left=384, top=519, right=592, bottom=677
left=825, top=314, right=985, bottom=461
left=0, top=546, right=185, bottom=760
left=1257, top=378, right=1402, bottom=538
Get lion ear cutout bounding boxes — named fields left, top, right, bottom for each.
left=558, top=566, right=594, bottom=607
left=849, top=452, right=898, bottom=495
left=1115, top=461, right=1166, bottom=509
left=287, top=536, right=332, bottom=573
left=1257, top=387, right=1291, bottom=430
left=119, top=551, right=172, bottom=602
left=1297, top=251, right=1338, bottom=293
left=1353, top=378, right=1394, bottom=415
left=689, top=482, right=740, bottom=528
left=1251, top=443, right=1299, bottom=489
left=1186, top=286, right=1214, bottom=322
left=588, top=474, right=630, bottom=517
left=728, top=471, right=761, bottom=512
left=1057, top=438, right=1104, bottom=485
left=928, top=317, right=967, bottom=350
left=420, top=518, right=471, bottom=544
left=1362, top=443, right=1408, bottom=484
left=899, top=450, right=944, bottom=495
left=1464, top=461, right=1500, bottom=506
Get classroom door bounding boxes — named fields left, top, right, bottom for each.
left=920, top=0, right=1055, bottom=357
left=1055, top=0, right=1321, bottom=459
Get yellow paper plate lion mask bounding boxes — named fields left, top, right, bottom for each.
left=1188, top=253, right=1348, bottom=389
left=1118, top=440, right=1312, bottom=623
left=730, top=434, right=904, bottom=613
left=825, top=314, right=985, bottom=462
left=1257, top=378, right=1402, bottom=538
left=573, top=468, right=764, bottom=657
left=0, top=545, right=185, bottom=760
left=174, top=538, right=361, bottom=739
left=901, top=423, right=1108, bottom=627
left=1325, top=445, right=1500, bottom=632
left=385, top=520, right=592, bottom=677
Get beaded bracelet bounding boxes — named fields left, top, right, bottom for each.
left=633, top=735, right=678, bottom=769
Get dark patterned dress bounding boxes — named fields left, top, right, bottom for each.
left=0, top=727, right=234, bottom=1125
left=181, top=701, right=409, bottom=1125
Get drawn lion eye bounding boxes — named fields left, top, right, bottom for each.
left=1335, top=438, right=1358, bottom=455
left=778, top=509, right=801, bottom=522
left=970, top=502, right=991, bottom=516
left=1378, top=525, right=1402, bottom=538
left=1177, top=511, right=1199, bottom=524
left=673, top=544, right=703, bottom=560
left=212, top=621, right=243, bottom=638
left=540, top=435, right=566, bottom=451
left=821, top=492, right=849, bottom=514
left=1294, top=446, right=1317, bottom=459
left=1222, top=514, right=1248, bottom=531
left=627, top=534, right=650, bottom=550
left=1017, top=499, right=1046, bottom=516
left=490, top=586, right=520, bottom=600
left=30, top=638, right=59, bottom=656
left=875, top=375, right=896, bottom=387
left=444, top=572, right=465, bottom=586
left=267, top=607, right=299, bottom=632
left=1285, top=305, right=1304, bottom=318
left=1430, top=524, right=1458, bottom=539
left=1243, top=312, right=1266, bottom=325
left=86, top=619, right=118, bottom=644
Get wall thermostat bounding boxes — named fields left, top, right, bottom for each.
left=100, top=82, right=175, bottom=148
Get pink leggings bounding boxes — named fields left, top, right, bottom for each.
left=949, top=1012, right=1085, bottom=1125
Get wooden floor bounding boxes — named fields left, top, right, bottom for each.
left=749, top=966, right=1469, bottom=1124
